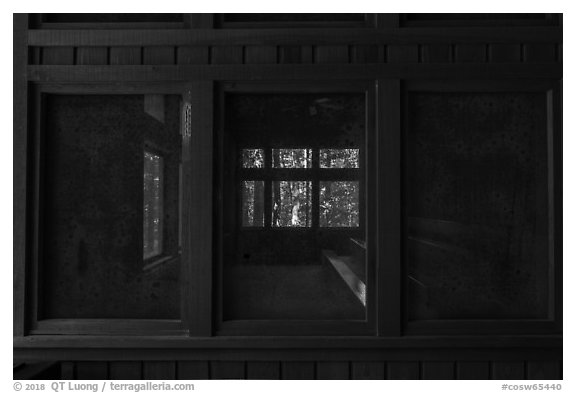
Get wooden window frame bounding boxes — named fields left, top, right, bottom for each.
left=400, top=13, right=560, bottom=28
left=142, top=148, right=165, bottom=262
left=401, top=79, right=562, bottom=336
left=24, top=82, right=210, bottom=336
left=29, top=14, right=188, bottom=30
left=214, top=81, right=381, bottom=336
left=216, top=14, right=376, bottom=29
left=17, top=78, right=561, bottom=339
left=239, top=148, right=362, bottom=229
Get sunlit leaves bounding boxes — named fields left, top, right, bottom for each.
left=320, top=181, right=359, bottom=227
left=320, top=148, right=359, bottom=168
left=242, top=148, right=264, bottom=168
left=242, top=181, right=265, bottom=227
left=272, top=149, right=312, bottom=168
left=240, top=147, right=360, bottom=228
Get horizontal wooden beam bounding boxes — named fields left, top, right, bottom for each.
left=28, top=27, right=562, bottom=47
left=14, top=347, right=562, bottom=363
left=27, top=64, right=562, bottom=83
left=14, top=335, right=561, bottom=350
left=30, top=319, right=186, bottom=336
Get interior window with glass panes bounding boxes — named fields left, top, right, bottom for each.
left=223, top=92, right=367, bottom=320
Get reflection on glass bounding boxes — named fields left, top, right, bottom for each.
left=242, top=148, right=264, bottom=168
left=320, top=149, right=359, bottom=168
left=144, top=151, right=163, bottom=259
left=406, top=91, right=549, bottom=320
left=272, top=181, right=311, bottom=227
left=242, top=181, right=265, bottom=227
left=272, top=149, right=312, bottom=168
left=224, top=92, right=366, bottom=321
left=320, top=181, right=359, bottom=227
left=42, top=94, right=181, bottom=319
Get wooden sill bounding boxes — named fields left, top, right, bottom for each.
left=143, top=254, right=179, bottom=272
left=322, top=249, right=366, bottom=306
left=13, top=335, right=562, bottom=350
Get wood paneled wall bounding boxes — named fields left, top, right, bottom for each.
left=56, top=360, right=561, bottom=380
left=33, top=43, right=561, bottom=66
left=14, top=14, right=563, bottom=381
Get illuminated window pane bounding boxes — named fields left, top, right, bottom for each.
left=272, top=181, right=312, bottom=227
left=242, top=148, right=264, bottom=168
left=320, top=148, right=360, bottom=168
left=272, top=149, right=312, bottom=168
left=242, top=181, right=265, bottom=227
left=320, top=181, right=359, bottom=227
left=144, top=151, right=163, bottom=259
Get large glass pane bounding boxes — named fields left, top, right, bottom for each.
left=272, top=148, right=312, bottom=168
left=320, top=181, right=360, bottom=227
left=242, top=148, right=264, bottom=168
left=406, top=91, right=549, bottom=320
left=42, top=94, right=182, bottom=319
left=242, top=181, right=265, bottom=227
left=223, top=92, right=366, bottom=321
left=272, top=181, right=312, bottom=227
left=320, top=148, right=359, bottom=168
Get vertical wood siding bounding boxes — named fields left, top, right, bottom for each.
left=50, top=360, right=555, bottom=380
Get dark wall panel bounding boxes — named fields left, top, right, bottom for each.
left=210, top=361, right=246, bottom=379
left=143, top=361, right=176, bottom=380
left=42, top=47, right=74, bottom=65
left=387, top=45, right=418, bottom=63
left=143, top=47, right=175, bottom=65
left=278, top=46, right=314, bottom=64
left=350, top=45, right=380, bottom=64
left=492, top=362, right=525, bottom=380
left=246, top=361, right=281, bottom=379
left=387, top=362, right=420, bottom=379
left=109, top=361, right=142, bottom=380
left=177, top=361, right=210, bottom=379
left=281, top=361, right=315, bottom=379
left=75, top=361, right=108, bottom=380
left=109, top=47, right=142, bottom=65
left=211, top=46, right=243, bottom=64
left=176, top=47, right=209, bottom=64
left=489, top=44, right=522, bottom=63
left=351, top=362, right=386, bottom=379
left=245, top=46, right=277, bottom=64
left=420, top=45, right=452, bottom=63
left=315, top=45, right=349, bottom=63
left=421, top=361, right=455, bottom=380
left=526, top=361, right=561, bottom=380
left=60, top=362, right=75, bottom=379
left=523, top=44, right=557, bottom=63
left=454, top=44, right=487, bottom=63
left=76, top=47, right=108, bottom=65
left=19, top=359, right=563, bottom=380
left=316, top=361, right=350, bottom=380
left=457, top=361, right=491, bottom=380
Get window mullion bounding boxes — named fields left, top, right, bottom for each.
left=312, top=149, right=320, bottom=229
left=264, top=147, right=272, bottom=227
